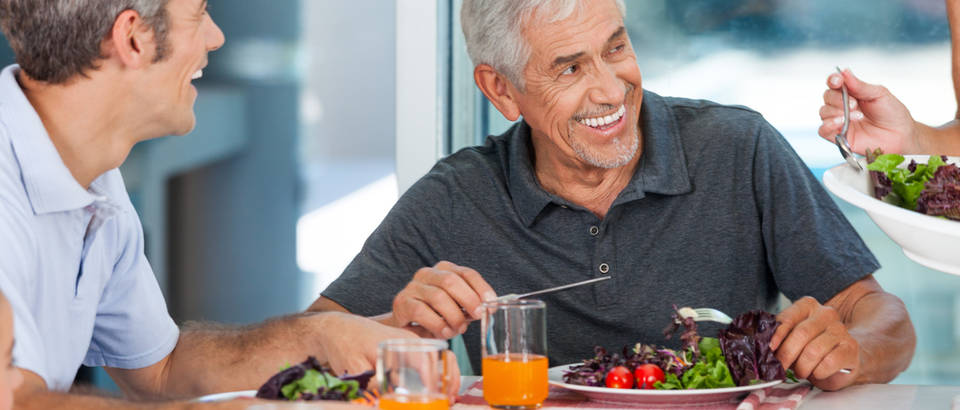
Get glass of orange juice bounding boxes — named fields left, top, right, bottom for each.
left=377, top=339, right=451, bottom=410
left=481, top=299, right=548, bottom=409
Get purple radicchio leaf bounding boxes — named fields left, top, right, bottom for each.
left=718, top=310, right=786, bottom=386
left=916, top=163, right=960, bottom=220
left=663, top=304, right=701, bottom=360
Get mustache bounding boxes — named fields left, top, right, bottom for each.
left=572, top=84, right=635, bottom=121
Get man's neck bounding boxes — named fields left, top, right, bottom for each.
left=532, top=137, right=643, bottom=219
left=18, top=71, right=139, bottom=189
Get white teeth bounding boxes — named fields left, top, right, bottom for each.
left=192, top=69, right=203, bottom=80
left=579, top=104, right=626, bottom=128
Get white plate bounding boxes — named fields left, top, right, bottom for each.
left=548, top=364, right=781, bottom=406
left=822, top=156, right=960, bottom=275
left=193, top=389, right=257, bottom=402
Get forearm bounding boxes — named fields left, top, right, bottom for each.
left=947, top=0, right=960, bottom=116
left=14, top=390, right=201, bottom=410
left=308, top=296, right=398, bottom=327
left=914, top=120, right=960, bottom=155
left=844, top=292, right=916, bottom=384
left=161, top=312, right=335, bottom=398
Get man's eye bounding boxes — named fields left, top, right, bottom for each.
left=609, top=44, right=624, bottom=54
left=561, top=65, right=578, bottom=76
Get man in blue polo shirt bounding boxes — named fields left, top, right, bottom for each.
left=312, top=0, right=917, bottom=392
left=0, top=0, right=415, bottom=408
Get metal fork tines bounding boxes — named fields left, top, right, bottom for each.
left=677, top=307, right=733, bottom=324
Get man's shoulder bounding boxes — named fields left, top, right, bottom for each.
left=421, top=132, right=509, bottom=186
left=657, top=95, right=774, bottom=148
left=662, top=95, right=765, bottom=124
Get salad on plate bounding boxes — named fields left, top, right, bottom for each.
left=562, top=307, right=789, bottom=391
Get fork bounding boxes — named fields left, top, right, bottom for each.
left=678, top=307, right=732, bottom=324
left=678, top=306, right=852, bottom=374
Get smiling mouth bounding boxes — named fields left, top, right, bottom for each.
left=191, top=69, right=203, bottom=80
left=577, top=104, right=626, bottom=130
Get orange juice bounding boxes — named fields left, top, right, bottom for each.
left=482, top=353, right=549, bottom=407
left=378, top=393, right=449, bottom=410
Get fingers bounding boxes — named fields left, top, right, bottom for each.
left=770, top=296, right=817, bottom=351
left=790, top=321, right=846, bottom=379
left=822, top=88, right=857, bottom=113
left=433, top=262, right=496, bottom=319
left=826, top=72, right=843, bottom=90
left=775, top=303, right=841, bottom=370
left=838, top=68, right=890, bottom=103
left=444, top=350, right=462, bottom=401
left=442, top=262, right=497, bottom=306
left=395, top=294, right=457, bottom=339
left=771, top=297, right=859, bottom=390
left=393, top=262, right=493, bottom=339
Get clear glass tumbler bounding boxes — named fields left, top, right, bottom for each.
left=481, top=299, right=548, bottom=409
left=377, top=338, right=451, bottom=410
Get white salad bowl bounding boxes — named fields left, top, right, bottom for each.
left=822, top=156, right=960, bottom=275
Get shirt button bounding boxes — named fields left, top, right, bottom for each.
left=598, top=263, right=610, bottom=274
left=589, top=225, right=600, bottom=236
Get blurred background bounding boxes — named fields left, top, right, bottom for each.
left=0, top=0, right=957, bottom=388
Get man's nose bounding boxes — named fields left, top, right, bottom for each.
left=589, top=64, right=625, bottom=105
left=206, top=18, right=226, bottom=51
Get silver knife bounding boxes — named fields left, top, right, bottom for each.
left=497, top=276, right=611, bottom=301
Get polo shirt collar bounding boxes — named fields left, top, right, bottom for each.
left=0, top=65, right=102, bottom=214
left=507, top=89, right=692, bottom=227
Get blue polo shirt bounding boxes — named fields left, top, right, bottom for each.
left=323, top=90, right=880, bottom=370
left=0, top=65, right=179, bottom=391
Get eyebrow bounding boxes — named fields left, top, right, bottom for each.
left=549, top=26, right=627, bottom=70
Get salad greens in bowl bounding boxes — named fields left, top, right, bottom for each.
left=822, top=154, right=960, bottom=275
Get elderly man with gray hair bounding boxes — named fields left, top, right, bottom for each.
left=313, top=0, right=916, bottom=391
left=0, top=0, right=419, bottom=408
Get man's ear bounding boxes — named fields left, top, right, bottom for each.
left=474, top=64, right=522, bottom=121
left=103, top=9, right=157, bottom=69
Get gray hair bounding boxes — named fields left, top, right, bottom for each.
left=0, top=0, right=171, bottom=84
left=461, top=0, right=626, bottom=90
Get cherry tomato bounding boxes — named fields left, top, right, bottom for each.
left=634, top=363, right=665, bottom=389
left=605, top=365, right=634, bottom=389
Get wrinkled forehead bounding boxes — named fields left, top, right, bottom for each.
left=522, top=0, right=625, bottom=58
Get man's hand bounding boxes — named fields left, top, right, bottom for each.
left=769, top=296, right=859, bottom=391
left=315, top=312, right=421, bottom=376
left=818, top=69, right=921, bottom=155
left=390, top=261, right=496, bottom=339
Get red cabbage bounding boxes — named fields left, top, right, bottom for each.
left=718, top=310, right=786, bottom=386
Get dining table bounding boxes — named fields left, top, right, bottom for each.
left=454, top=376, right=960, bottom=410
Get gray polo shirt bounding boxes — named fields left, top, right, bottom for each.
left=323, top=90, right=879, bottom=370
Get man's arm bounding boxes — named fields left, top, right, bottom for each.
left=114, top=311, right=417, bottom=400
left=13, top=369, right=248, bottom=409
left=769, top=275, right=916, bottom=391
